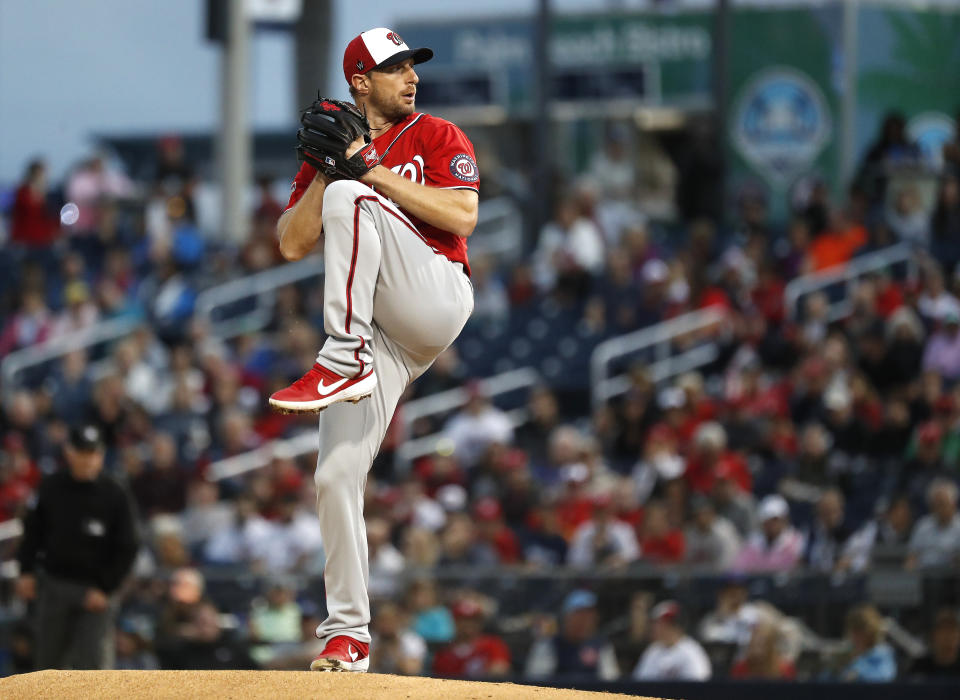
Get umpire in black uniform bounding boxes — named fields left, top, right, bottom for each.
left=14, top=424, right=139, bottom=669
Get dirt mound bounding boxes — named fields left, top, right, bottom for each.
left=1, top=670, right=659, bottom=699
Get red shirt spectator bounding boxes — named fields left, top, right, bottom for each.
left=433, top=599, right=511, bottom=678
left=10, top=160, right=58, bottom=247
left=638, top=501, right=685, bottom=564
left=473, top=498, right=521, bottom=564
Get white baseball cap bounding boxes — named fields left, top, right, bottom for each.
left=758, top=494, right=789, bottom=521
left=343, top=27, right=433, bottom=83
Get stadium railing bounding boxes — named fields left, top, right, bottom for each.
left=0, top=315, right=143, bottom=401
left=590, top=307, right=726, bottom=411
left=203, top=366, right=541, bottom=481
left=783, top=242, right=918, bottom=321
left=194, top=196, right=522, bottom=338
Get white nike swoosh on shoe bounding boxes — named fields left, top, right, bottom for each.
left=348, top=645, right=359, bottom=662
left=317, top=377, right=349, bottom=397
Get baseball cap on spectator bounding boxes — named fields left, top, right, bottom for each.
left=653, top=452, right=685, bottom=480
left=642, top=258, right=670, bottom=285
left=823, top=384, right=852, bottom=412
left=436, top=484, right=468, bottom=512
left=343, top=28, right=433, bottom=84
left=758, top=494, right=789, bottom=521
left=651, top=600, right=682, bottom=624
left=658, top=387, right=686, bottom=411
left=561, top=462, right=590, bottom=484
left=562, top=589, right=598, bottom=615
left=473, top=497, right=502, bottom=521
left=69, top=424, right=103, bottom=451
left=452, top=599, right=484, bottom=619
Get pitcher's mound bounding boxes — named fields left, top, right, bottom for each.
left=1, top=670, right=661, bottom=699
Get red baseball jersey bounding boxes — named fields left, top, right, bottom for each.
left=286, top=112, right=478, bottom=275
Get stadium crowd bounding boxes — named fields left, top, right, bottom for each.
left=1, top=109, right=960, bottom=682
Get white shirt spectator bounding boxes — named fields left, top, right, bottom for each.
left=733, top=527, right=806, bottom=572
left=633, top=636, right=712, bottom=681
left=567, top=519, right=640, bottom=568
left=907, top=513, right=960, bottom=568
left=444, top=402, right=514, bottom=467
left=533, top=217, right=606, bottom=290
left=369, top=541, right=406, bottom=598
left=918, top=290, right=960, bottom=323
left=684, top=516, right=742, bottom=570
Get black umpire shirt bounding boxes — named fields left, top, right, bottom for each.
left=17, top=471, right=139, bottom=593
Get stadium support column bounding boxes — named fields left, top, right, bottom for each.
left=531, top=0, right=553, bottom=250
left=712, top=0, right=729, bottom=226
left=220, top=0, right=251, bottom=243
left=295, top=0, right=332, bottom=115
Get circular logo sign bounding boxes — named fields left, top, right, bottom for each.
left=732, top=67, right=832, bottom=187
left=449, top=153, right=479, bottom=182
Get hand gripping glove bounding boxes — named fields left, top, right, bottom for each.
left=296, top=98, right=380, bottom=180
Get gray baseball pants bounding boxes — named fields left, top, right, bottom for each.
left=35, top=574, right=115, bottom=669
left=313, top=180, right=473, bottom=645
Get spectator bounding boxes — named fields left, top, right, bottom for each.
left=438, top=512, right=497, bottom=567
left=533, top=196, right=605, bottom=297
left=711, top=462, right=757, bottom=537
left=157, top=600, right=256, bottom=670
left=443, top=383, right=514, bottom=469
left=905, top=479, right=960, bottom=570
left=367, top=516, right=405, bottom=598
left=911, top=609, right=960, bottom=678
left=733, top=495, right=805, bottom=572
left=405, top=579, right=454, bottom=644
left=918, top=267, right=960, bottom=324
left=179, top=480, right=233, bottom=553
left=203, top=492, right=275, bottom=567
left=698, top=577, right=774, bottom=648
left=130, top=432, right=188, bottom=518
left=472, top=498, right=521, bottom=564
left=930, top=175, right=960, bottom=271
left=886, top=183, right=930, bottom=246
left=525, top=589, right=620, bottom=680
left=684, top=495, right=741, bottom=570
left=0, top=291, right=55, bottom=357
left=633, top=601, right=711, bottom=681
left=432, top=598, right=511, bottom=678
left=841, top=496, right=914, bottom=572
left=637, top=500, right=685, bottom=565
left=729, top=620, right=795, bottom=680
left=10, top=159, right=58, bottom=248
left=567, top=492, right=639, bottom=569
left=114, top=619, right=160, bottom=670
left=156, top=567, right=207, bottom=647
left=923, top=312, right=960, bottom=381
left=804, top=489, right=853, bottom=573
left=369, top=600, right=427, bottom=675
left=514, top=386, right=562, bottom=469
left=685, top=422, right=752, bottom=495
left=249, top=580, right=302, bottom=646
left=840, top=604, right=896, bottom=682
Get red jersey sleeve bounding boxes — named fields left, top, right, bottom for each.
left=419, top=117, right=480, bottom=192
left=284, top=161, right=318, bottom=211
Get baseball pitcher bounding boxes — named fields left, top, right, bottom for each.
left=268, top=28, right=477, bottom=671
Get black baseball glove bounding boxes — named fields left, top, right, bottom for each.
left=296, top=98, right=380, bottom=180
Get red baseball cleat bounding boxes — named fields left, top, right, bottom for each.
left=269, top=363, right=377, bottom=414
left=310, top=635, right=370, bottom=672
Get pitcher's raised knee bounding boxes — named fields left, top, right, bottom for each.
left=322, top=179, right=373, bottom=211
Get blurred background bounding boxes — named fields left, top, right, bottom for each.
left=1, top=0, right=960, bottom=695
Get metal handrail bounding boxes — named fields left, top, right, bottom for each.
left=194, top=254, right=324, bottom=339
left=783, top=242, right=917, bottom=321
left=194, top=196, right=522, bottom=340
left=203, top=367, right=541, bottom=481
left=1, top=315, right=143, bottom=401
left=207, top=430, right=320, bottom=482
left=590, top=307, right=726, bottom=410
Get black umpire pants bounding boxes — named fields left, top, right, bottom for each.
left=35, top=574, right=115, bottom=670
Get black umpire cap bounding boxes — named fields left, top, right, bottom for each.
left=69, top=424, right=104, bottom=451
